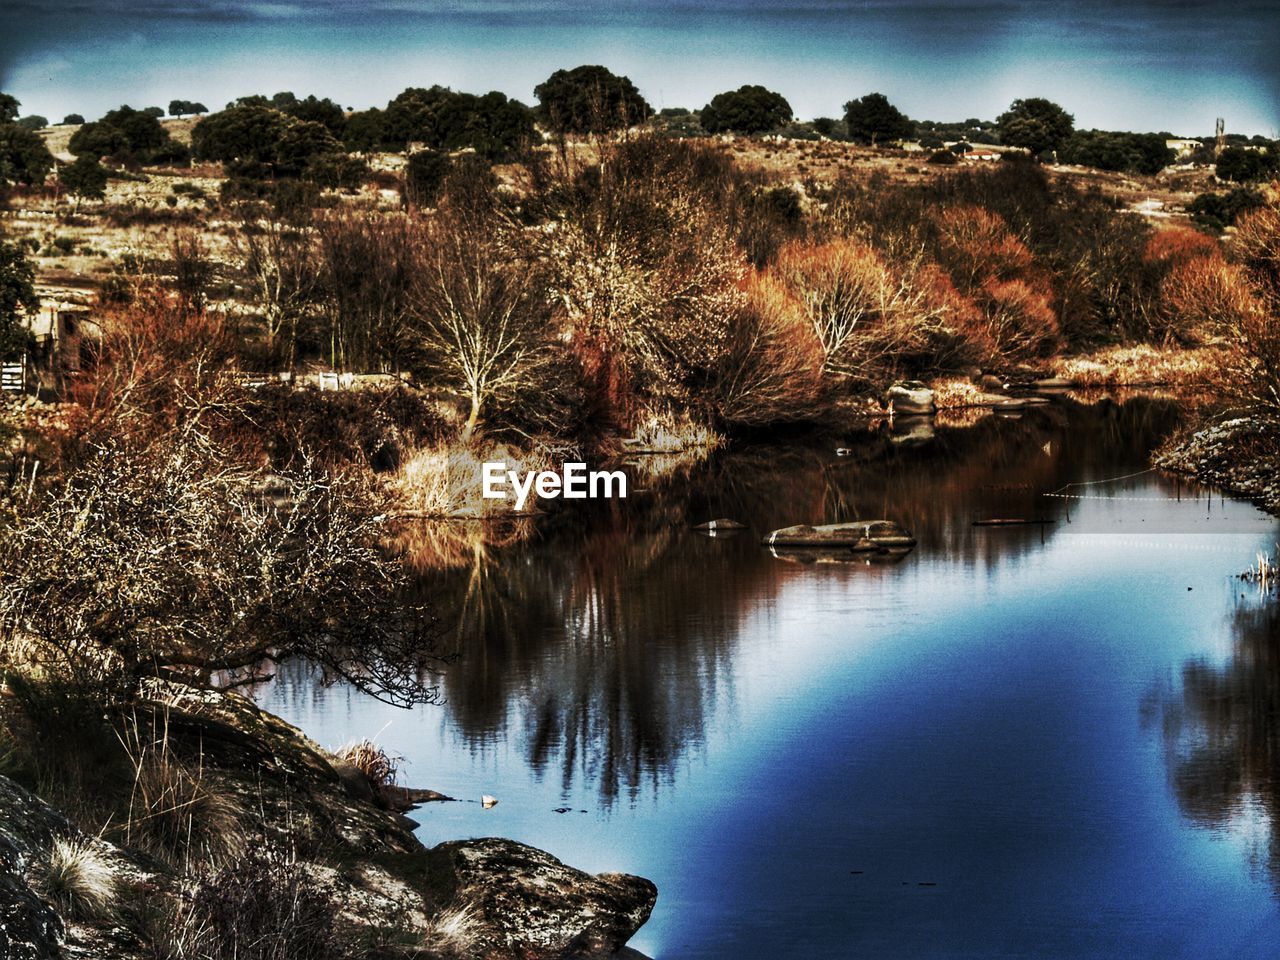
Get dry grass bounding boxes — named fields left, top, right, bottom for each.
left=334, top=739, right=398, bottom=789
left=930, top=377, right=990, bottom=409
left=389, top=441, right=551, bottom=517
left=39, top=837, right=119, bottom=920
left=626, top=409, right=723, bottom=453
left=119, top=715, right=245, bottom=867
left=1054, top=344, right=1228, bottom=387
left=424, top=902, right=482, bottom=957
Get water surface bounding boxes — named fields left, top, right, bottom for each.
left=260, top=398, right=1280, bottom=958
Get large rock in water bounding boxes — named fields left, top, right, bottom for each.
left=887, top=380, right=935, bottom=416
left=763, top=520, right=916, bottom=551
left=430, top=838, right=657, bottom=959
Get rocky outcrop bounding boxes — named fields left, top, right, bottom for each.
left=1156, top=417, right=1280, bottom=514
left=0, top=832, right=62, bottom=960
left=763, top=520, right=917, bottom=551
left=0, top=688, right=658, bottom=960
left=429, top=838, right=657, bottom=959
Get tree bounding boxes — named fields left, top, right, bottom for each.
left=0, top=433, right=443, bottom=707
left=16, top=115, right=47, bottom=131
left=233, top=203, right=320, bottom=366
left=60, top=155, right=109, bottom=212
left=1215, top=146, right=1280, bottom=184
left=699, top=85, right=793, bottom=135
left=69, top=105, right=177, bottom=163
left=168, top=100, right=207, bottom=118
left=141, top=106, right=165, bottom=119
left=1058, top=130, right=1174, bottom=175
left=342, top=108, right=386, bottom=152
left=0, top=94, right=19, bottom=123
left=534, top=65, right=651, bottom=135
left=843, top=93, right=913, bottom=146
left=997, top=97, right=1075, bottom=157
left=274, top=119, right=342, bottom=176
left=0, top=123, right=55, bottom=186
left=62, top=113, right=85, bottom=125
left=411, top=207, right=555, bottom=440
left=283, top=94, right=346, bottom=135
left=0, top=240, right=38, bottom=361
left=403, top=149, right=451, bottom=207
left=191, top=104, right=286, bottom=165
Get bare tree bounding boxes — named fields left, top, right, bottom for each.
left=315, top=211, right=417, bottom=373
left=412, top=211, right=557, bottom=440
left=233, top=203, right=320, bottom=368
left=0, top=434, right=444, bottom=706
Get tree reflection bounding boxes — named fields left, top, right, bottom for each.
left=403, top=397, right=1192, bottom=804
left=1156, top=598, right=1280, bottom=885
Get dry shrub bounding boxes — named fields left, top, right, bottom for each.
left=40, top=838, right=119, bottom=920
left=934, top=205, right=1058, bottom=362
left=710, top=273, right=827, bottom=427
left=979, top=277, right=1059, bottom=360
left=768, top=238, right=973, bottom=386
left=60, top=287, right=239, bottom=457
left=1221, top=204, right=1280, bottom=417
left=1145, top=226, right=1221, bottom=268
left=334, top=739, right=398, bottom=789
left=1160, top=255, right=1261, bottom=344
left=155, top=847, right=346, bottom=960
left=390, top=441, right=550, bottom=517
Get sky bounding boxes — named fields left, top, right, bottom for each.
left=2, top=1, right=1278, bottom=136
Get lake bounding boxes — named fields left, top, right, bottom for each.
left=258, top=396, right=1280, bottom=958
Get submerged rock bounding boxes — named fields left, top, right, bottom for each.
left=693, top=518, right=747, bottom=531
left=430, top=838, right=657, bottom=959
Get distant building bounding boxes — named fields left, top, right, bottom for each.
left=1165, top=138, right=1203, bottom=158
left=22, top=300, right=97, bottom=391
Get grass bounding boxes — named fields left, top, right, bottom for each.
left=40, top=837, right=119, bottom=920
left=118, top=712, right=246, bottom=868
left=1053, top=344, right=1228, bottom=387
left=424, top=902, right=482, bottom=958
left=334, top=739, right=399, bottom=789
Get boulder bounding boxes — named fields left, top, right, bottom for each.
left=762, top=521, right=917, bottom=551
left=429, top=838, right=657, bottom=959
left=887, top=381, right=935, bottom=416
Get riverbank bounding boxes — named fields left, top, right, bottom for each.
left=0, top=682, right=656, bottom=959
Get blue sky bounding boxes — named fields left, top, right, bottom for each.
left=3, top=1, right=1277, bottom=136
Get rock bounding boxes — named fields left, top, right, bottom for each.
left=762, top=521, right=917, bottom=551
left=1033, top=376, right=1072, bottom=389
left=429, top=838, right=657, bottom=959
left=887, top=381, right=935, bottom=416
left=0, top=832, right=62, bottom=960
left=979, top=374, right=1006, bottom=392
left=693, top=518, right=747, bottom=531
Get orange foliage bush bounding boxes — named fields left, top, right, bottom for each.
left=933, top=205, right=1058, bottom=362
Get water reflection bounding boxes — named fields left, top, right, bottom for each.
left=1156, top=598, right=1280, bottom=889
left=407, top=397, right=1195, bottom=802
